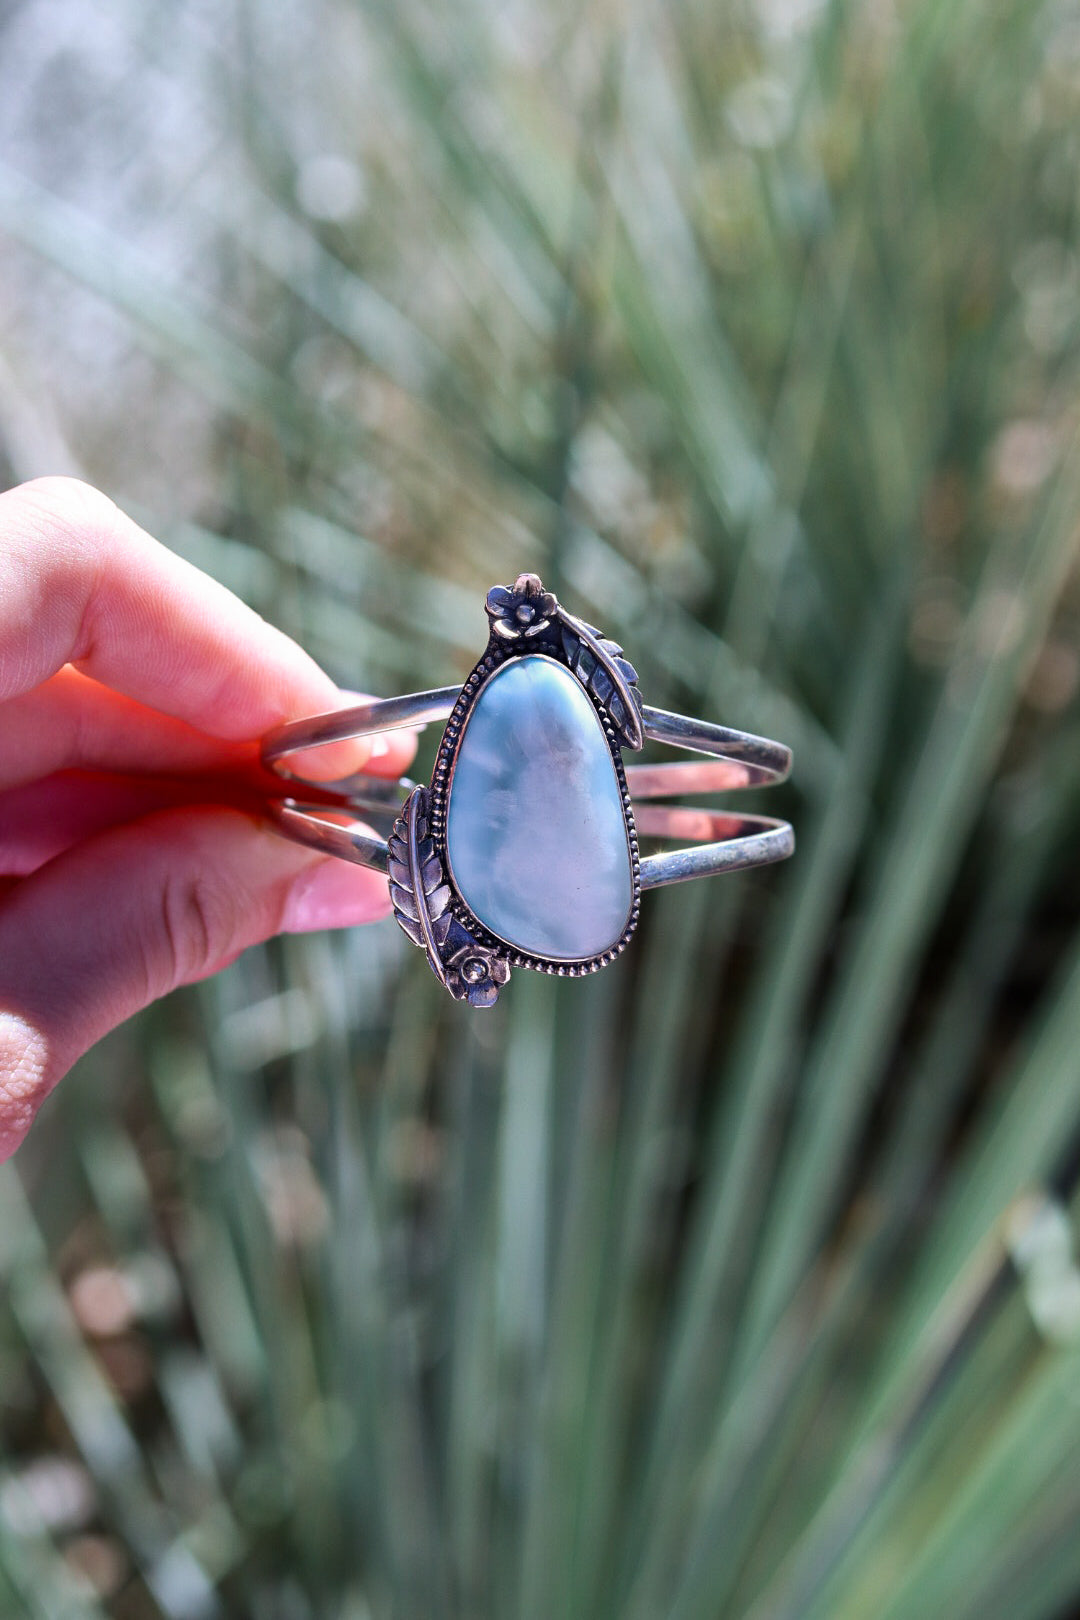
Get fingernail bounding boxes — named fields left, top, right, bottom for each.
left=282, top=858, right=390, bottom=933
left=335, top=693, right=395, bottom=759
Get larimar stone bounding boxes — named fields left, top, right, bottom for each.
left=446, top=655, right=634, bottom=960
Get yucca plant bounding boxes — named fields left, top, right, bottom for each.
left=2, top=0, right=1080, bottom=1616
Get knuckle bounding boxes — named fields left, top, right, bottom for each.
left=157, top=870, right=238, bottom=989
left=9, top=481, right=122, bottom=652
left=0, top=1013, right=50, bottom=1152
left=17, top=473, right=116, bottom=518
left=15, top=476, right=119, bottom=536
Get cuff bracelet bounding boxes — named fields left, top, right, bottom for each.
left=261, top=574, right=794, bottom=1007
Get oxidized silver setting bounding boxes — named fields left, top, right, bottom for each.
left=422, top=576, right=643, bottom=997
left=261, top=573, right=795, bottom=1007
left=383, top=785, right=515, bottom=1008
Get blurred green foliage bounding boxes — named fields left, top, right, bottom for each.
left=2, top=0, right=1080, bottom=1616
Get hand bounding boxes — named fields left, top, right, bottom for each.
left=0, top=478, right=415, bottom=1160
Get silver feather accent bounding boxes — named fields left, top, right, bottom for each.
left=387, top=786, right=452, bottom=983
left=559, top=610, right=644, bottom=749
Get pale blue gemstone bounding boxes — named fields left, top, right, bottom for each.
left=446, top=655, right=634, bottom=960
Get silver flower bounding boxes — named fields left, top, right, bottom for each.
left=485, top=574, right=557, bottom=641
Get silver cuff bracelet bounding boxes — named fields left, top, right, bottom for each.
left=262, top=574, right=794, bottom=1006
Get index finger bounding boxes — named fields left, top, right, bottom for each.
left=0, top=477, right=350, bottom=739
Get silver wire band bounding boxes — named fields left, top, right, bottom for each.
left=264, top=798, right=794, bottom=889
left=261, top=688, right=794, bottom=888
left=263, top=688, right=792, bottom=787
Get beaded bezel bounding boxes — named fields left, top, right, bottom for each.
left=428, top=640, right=642, bottom=978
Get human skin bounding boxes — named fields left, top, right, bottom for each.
left=0, top=477, right=415, bottom=1161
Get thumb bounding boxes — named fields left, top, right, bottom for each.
left=0, top=806, right=389, bottom=1160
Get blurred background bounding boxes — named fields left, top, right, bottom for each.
left=2, top=0, right=1080, bottom=1616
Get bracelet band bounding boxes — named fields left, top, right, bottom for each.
left=261, top=575, right=794, bottom=1006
